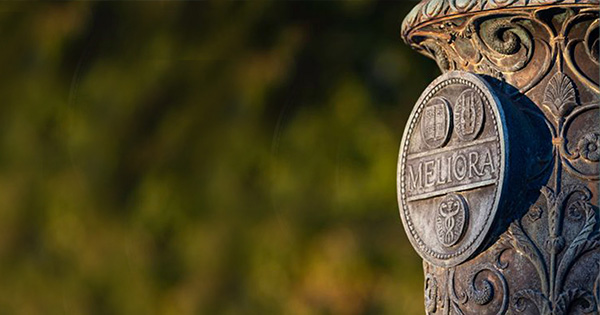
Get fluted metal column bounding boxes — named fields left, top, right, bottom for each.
left=397, top=1, right=599, bottom=314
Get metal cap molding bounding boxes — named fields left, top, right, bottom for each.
left=402, top=0, right=600, bottom=42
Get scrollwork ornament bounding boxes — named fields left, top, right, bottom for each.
left=468, top=264, right=509, bottom=314
left=471, top=280, right=493, bottom=305
left=480, top=19, right=523, bottom=55
left=555, top=101, right=600, bottom=179
left=563, top=11, right=600, bottom=94
left=585, top=19, right=599, bottom=65
left=474, top=17, right=535, bottom=73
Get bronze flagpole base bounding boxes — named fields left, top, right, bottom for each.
left=398, top=1, right=600, bottom=314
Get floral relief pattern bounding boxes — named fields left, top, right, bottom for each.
left=578, top=133, right=600, bottom=162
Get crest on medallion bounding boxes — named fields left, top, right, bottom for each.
left=421, top=97, right=452, bottom=148
left=436, top=193, right=468, bottom=247
left=454, top=89, right=484, bottom=141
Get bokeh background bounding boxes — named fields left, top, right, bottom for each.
left=0, top=1, right=440, bottom=314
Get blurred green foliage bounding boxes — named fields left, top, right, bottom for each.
left=0, top=1, right=439, bottom=314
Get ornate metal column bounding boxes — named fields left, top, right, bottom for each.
left=397, top=1, right=599, bottom=314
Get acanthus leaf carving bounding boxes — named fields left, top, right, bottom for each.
left=513, top=289, right=551, bottom=314
left=555, top=192, right=599, bottom=292
left=509, top=184, right=598, bottom=314
left=508, top=221, right=550, bottom=295
left=554, top=289, right=596, bottom=314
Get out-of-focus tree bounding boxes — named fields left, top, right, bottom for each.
left=0, top=1, right=438, bottom=314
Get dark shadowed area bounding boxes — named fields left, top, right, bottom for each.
left=0, top=1, right=439, bottom=314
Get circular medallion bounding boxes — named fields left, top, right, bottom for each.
left=454, top=89, right=484, bottom=141
left=397, top=71, right=507, bottom=267
left=420, top=97, right=452, bottom=148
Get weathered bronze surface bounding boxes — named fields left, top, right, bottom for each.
left=398, top=72, right=508, bottom=267
left=398, top=0, right=599, bottom=314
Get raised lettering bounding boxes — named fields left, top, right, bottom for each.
left=468, top=151, right=484, bottom=178
left=424, top=160, right=435, bottom=187
left=436, top=156, right=447, bottom=185
left=481, top=148, right=495, bottom=174
left=404, top=143, right=498, bottom=200
left=454, top=153, right=467, bottom=181
left=447, top=155, right=453, bottom=184
left=407, top=163, right=423, bottom=191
